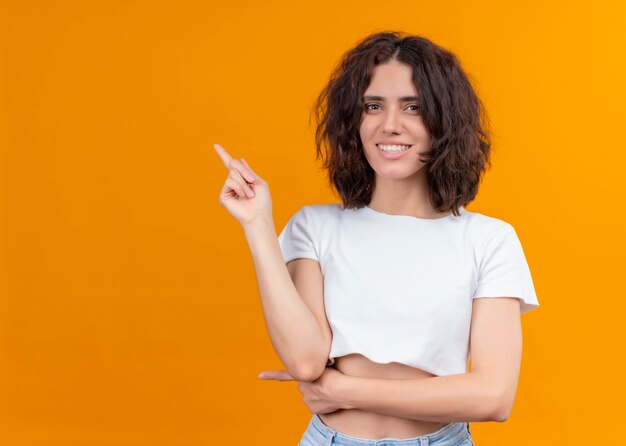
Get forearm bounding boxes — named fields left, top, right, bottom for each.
left=243, top=216, right=326, bottom=381
left=338, top=371, right=506, bottom=423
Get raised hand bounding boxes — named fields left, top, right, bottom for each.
left=213, top=143, right=272, bottom=226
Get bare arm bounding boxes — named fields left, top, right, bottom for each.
left=213, top=143, right=331, bottom=383
left=243, top=217, right=331, bottom=382
left=335, top=297, right=522, bottom=423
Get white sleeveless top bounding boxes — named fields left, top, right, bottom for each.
left=277, top=203, right=539, bottom=376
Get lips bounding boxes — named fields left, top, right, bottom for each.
left=376, top=144, right=412, bottom=151
left=376, top=144, right=412, bottom=159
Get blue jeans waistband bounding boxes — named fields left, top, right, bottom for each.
left=306, top=413, right=471, bottom=445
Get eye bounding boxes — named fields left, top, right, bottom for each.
left=364, top=103, right=420, bottom=113
left=407, top=104, right=420, bottom=113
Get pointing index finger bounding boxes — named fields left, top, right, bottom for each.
left=213, top=143, right=233, bottom=169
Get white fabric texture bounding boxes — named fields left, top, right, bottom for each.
left=277, top=203, right=539, bottom=376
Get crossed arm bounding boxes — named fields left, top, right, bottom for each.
left=256, top=249, right=523, bottom=424
left=330, top=297, right=522, bottom=423
left=261, top=297, right=522, bottom=424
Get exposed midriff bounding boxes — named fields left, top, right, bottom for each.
left=318, top=353, right=450, bottom=439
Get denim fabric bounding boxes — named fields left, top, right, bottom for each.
left=298, top=414, right=474, bottom=446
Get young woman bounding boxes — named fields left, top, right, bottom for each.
left=214, top=31, right=539, bottom=446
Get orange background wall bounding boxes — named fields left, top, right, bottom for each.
left=1, top=0, right=625, bottom=444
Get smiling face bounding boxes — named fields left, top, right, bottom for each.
left=359, top=60, right=432, bottom=182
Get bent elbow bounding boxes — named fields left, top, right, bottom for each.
left=491, top=404, right=510, bottom=422
left=490, top=391, right=514, bottom=422
left=289, top=356, right=327, bottom=382
left=290, top=365, right=324, bottom=382
left=495, top=405, right=511, bottom=422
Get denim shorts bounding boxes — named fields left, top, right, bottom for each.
left=298, top=414, right=474, bottom=446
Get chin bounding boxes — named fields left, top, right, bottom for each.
left=374, top=163, right=426, bottom=177
left=374, top=168, right=424, bottom=179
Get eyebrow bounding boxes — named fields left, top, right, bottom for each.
left=363, top=95, right=420, bottom=101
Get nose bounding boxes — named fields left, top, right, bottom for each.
left=382, top=108, right=402, bottom=134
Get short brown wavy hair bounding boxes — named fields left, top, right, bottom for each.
left=310, top=31, right=492, bottom=216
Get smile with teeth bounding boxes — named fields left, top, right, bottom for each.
left=377, top=144, right=412, bottom=152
